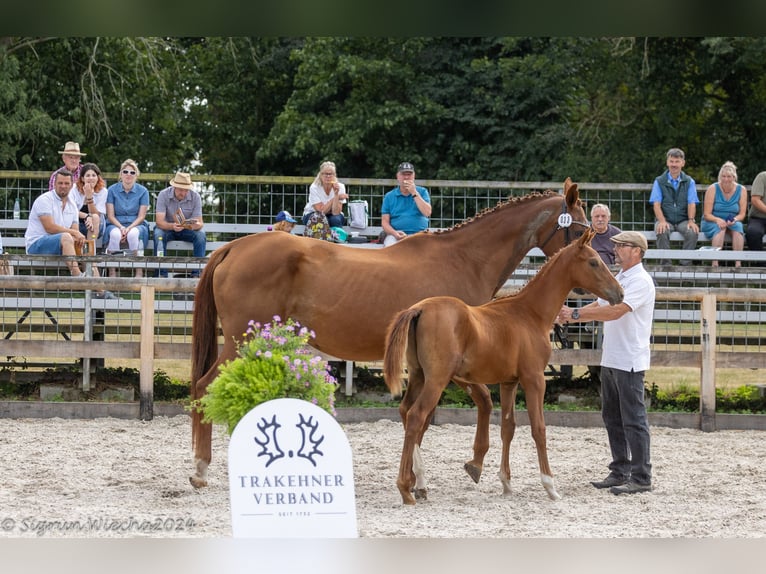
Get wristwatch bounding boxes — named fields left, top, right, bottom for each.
left=571, top=309, right=580, bottom=320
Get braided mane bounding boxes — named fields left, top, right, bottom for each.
left=427, top=190, right=559, bottom=236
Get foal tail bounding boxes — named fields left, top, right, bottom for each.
left=190, top=243, right=230, bottom=404
left=383, top=308, right=422, bottom=397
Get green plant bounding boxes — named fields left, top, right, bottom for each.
left=153, top=369, right=189, bottom=401
left=194, top=316, right=338, bottom=434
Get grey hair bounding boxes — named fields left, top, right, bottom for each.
left=718, top=160, right=738, bottom=182
left=312, top=160, right=337, bottom=187
left=666, top=148, right=685, bottom=160
left=590, top=203, right=611, bottom=217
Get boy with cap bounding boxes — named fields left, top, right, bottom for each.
left=273, top=210, right=297, bottom=233
left=380, top=162, right=432, bottom=247
left=557, top=230, right=656, bottom=495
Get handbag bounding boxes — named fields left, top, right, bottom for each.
left=348, top=200, right=368, bottom=229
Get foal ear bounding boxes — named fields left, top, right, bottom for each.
left=578, top=226, right=595, bottom=246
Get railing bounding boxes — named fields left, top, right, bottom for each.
left=1, top=170, right=697, bottom=233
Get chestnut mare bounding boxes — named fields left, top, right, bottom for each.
left=383, top=228, right=624, bottom=504
left=190, top=179, right=590, bottom=488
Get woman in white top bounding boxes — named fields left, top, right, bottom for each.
left=301, top=160, right=348, bottom=228
left=70, top=163, right=108, bottom=242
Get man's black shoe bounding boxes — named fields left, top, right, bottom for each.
left=591, top=475, right=627, bottom=489
left=610, top=481, right=652, bottom=495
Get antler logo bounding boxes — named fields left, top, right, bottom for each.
left=254, top=415, right=285, bottom=467
left=253, top=412, right=326, bottom=468
left=296, top=413, right=325, bottom=466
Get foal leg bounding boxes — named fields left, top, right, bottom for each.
left=524, top=375, right=561, bottom=501
left=497, top=383, right=518, bottom=496
left=397, top=381, right=447, bottom=505
left=456, top=382, right=492, bottom=484
left=398, top=366, right=429, bottom=500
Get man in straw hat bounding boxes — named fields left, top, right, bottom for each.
left=153, top=171, right=206, bottom=277
left=557, top=230, right=656, bottom=496
left=48, top=141, right=87, bottom=190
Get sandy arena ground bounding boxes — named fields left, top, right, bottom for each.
left=0, top=415, right=764, bottom=538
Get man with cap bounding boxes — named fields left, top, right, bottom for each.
left=48, top=141, right=87, bottom=190
left=153, top=171, right=206, bottom=276
left=273, top=210, right=297, bottom=233
left=557, top=230, right=656, bottom=495
left=380, top=162, right=432, bottom=247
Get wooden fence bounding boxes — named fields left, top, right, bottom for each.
left=2, top=265, right=765, bottom=430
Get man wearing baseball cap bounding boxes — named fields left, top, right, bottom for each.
left=380, top=162, right=432, bottom=247
left=48, top=141, right=87, bottom=190
left=558, top=230, right=655, bottom=495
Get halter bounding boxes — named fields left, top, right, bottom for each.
left=538, top=199, right=591, bottom=251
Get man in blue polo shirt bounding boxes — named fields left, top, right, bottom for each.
left=380, top=162, right=432, bottom=247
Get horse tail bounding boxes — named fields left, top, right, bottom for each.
left=190, top=244, right=229, bottom=403
left=383, top=307, right=421, bottom=397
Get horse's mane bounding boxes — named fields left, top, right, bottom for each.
left=427, top=190, right=560, bottom=236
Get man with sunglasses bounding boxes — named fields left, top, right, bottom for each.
left=557, top=231, right=656, bottom=495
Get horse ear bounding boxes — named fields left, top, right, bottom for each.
left=579, top=226, right=595, bottom=246
left=563, top=178, right=579, bottom=205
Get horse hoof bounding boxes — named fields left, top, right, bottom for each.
left=464, top=462, right=482, bottom=484
left=413, top=487, right=428, bottom=500
left=189, top=475, right=208, bottom=489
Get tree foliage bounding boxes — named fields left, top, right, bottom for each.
left=2, top=36, right=766, bottom=184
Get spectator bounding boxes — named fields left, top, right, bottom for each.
left=380, top=162, right=432, bottom=247
left=649, top=148, right=700, bottom=265
left=105, top=159, right=149, bottom=278
left=25, top=169, right=85, bottom=277
left=272, top=210, right=297, bottom=233
left=48, top=141, right=86, bottom=190
left=153, top=172, right=206, bottom=277
left=701, top=161, right=746, bottom=268
left=558, top=231, right=655, bottom=495
left=71, top=163, right=107, bottom=245
left=590, top=203, right=622, bottom=265
left=745, top=170, right=766, bottom=252
left=301, top=161, right=348, bottom=228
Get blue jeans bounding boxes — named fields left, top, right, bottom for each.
left=153, top=227, right=207, bottom=277
left=600, top=366, right=652, bottom=485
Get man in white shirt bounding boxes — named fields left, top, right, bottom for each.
left=558, top=231, right=656, bottom=495
left=25, top=169, right=86, bottom=277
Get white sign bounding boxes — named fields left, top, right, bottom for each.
left=228, top=398, right=358, bottom=538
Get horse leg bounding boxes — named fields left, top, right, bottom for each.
left=497, top=382, right=518, bottom=496
left=458, top=382, right=492, bottom=484
left=398, top=366, right=430, bottom=500
left=397, top=381, right=446, bottom=505
left=189, top=368, right=216, bottom=488
left=189, top=342, right=237, bottom=488
left=524, top=375, right=562, bottom=501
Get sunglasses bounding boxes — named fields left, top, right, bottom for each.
left=122, top=169, right=137, bottom=175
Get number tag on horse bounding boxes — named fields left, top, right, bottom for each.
left=558, top=213, right=573, bottom=228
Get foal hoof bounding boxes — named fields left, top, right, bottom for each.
left=189, top=475, right=208, bottom=489
left=413, top=487, right=428, bottom=500
left=464, top=462, right=483, bottom=484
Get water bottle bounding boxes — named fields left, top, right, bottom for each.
left=13, top=198, right=20, bottom=220
left=156, top=234, right=164, bottom=257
